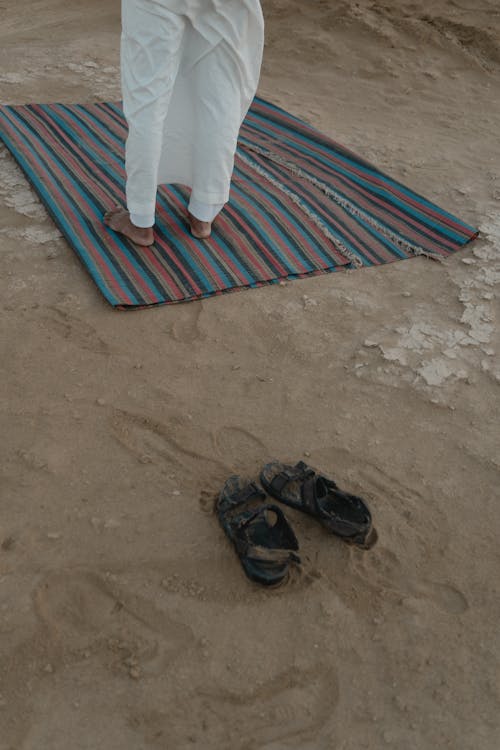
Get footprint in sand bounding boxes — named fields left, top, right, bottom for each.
left=34, top=569, right=196, bottom=676
left=110, top=407, right=226, bottom=478
left=213, top=425, right=268, bottom=471
left=348, top=544, right=469, bottom=615
left=199, top=487, right=217, bottom=514
left=413, top=581, right=469, bottom=615
left=0, top=570, right=198, bottom=747
left=356, top=462, right=429, bottom=515
left=128, top=663, right=338, bottom=749
left=41, top=306, right=111, bottom=355
left=169, top=301, right=205, bottom=343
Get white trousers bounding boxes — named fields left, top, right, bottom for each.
left=121, top=0, right=265, bottom=227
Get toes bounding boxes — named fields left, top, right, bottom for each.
left=104, top=206, right=124, bottom=217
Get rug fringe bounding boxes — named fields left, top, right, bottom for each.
left=241, top=143, right=444, bottom=263
left=238, top=150, right=363, bottom=268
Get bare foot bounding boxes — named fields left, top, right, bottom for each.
left=188, top=212, right=212, bottom=240
left=103, top=207, right=154, bottom=247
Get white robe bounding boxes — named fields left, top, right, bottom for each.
left=120, top=0, right=265, bottom=226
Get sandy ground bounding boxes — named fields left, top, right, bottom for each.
left=1, top=1, right=499, bottom=748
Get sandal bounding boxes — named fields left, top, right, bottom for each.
left=260, top=461, right=377, bottom=549
left=217, top=476, right=301, bottom=586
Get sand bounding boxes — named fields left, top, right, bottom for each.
left=0, top=1, right=499, bottom=748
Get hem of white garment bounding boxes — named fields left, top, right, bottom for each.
left=190, top=188, right=230, bottom=205
left=188, top=199, right=225, bottom=223
left=151, top=176, right=231, bottom=205
left=129, top=212, right=155, bottom=229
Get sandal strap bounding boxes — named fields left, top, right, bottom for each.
left=235, top=505, right=300, bottom=565
left=270, top=462, right=334, bottom=517
left=235, top=503, right=293, bottom=534
left=269, top=461, right=316, bottom=495
left=296, top=461, right=339, bottom=492
left=301, top=475, right=322, bottom=515
left=232, top=481, right=266, bottom=508
left=234, top=504, right=273, bottom=531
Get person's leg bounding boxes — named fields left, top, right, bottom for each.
left=185, top=1, right=264, bottom=240
left=177, top=43, right=243, bottom=241
left=104, top=0, right=185, bottom=245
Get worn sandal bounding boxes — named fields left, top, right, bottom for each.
left=260, top=461, right=377, bottom=549
left=217, top=476, right=301, bottom=586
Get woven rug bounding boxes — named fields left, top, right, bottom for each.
left=0, top=97, right=478, bottom=309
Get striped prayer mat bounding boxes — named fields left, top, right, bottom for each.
left=0, top=98, right=478, bottom=309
